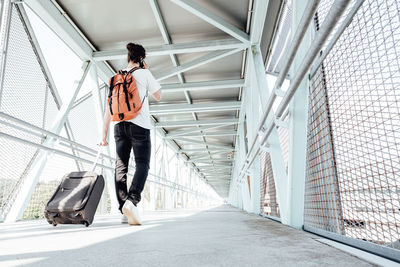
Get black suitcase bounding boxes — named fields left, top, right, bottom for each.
left=44, top=171, right=105, bottom=227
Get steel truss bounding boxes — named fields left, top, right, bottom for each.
left=0, top=0, right=223, bottom=221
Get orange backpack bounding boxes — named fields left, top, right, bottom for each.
left=108, top=67, right=147, bottom=121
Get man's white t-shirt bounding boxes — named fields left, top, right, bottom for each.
left=115, top=67, right=161, bottom=129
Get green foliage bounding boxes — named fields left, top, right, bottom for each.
left=22, top=181, right=58, bottom=220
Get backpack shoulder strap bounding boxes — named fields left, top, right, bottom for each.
left=125, top=67, right=148, bottom=106
left=128, top=66, right=141, bottom=74
left=108, top=76, right=115, bottom=115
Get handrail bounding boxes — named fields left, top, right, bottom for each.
left=0, top=111, right=109, bottom=160
left=0, top=125, right=211, bottom=199
left=235, top=0, right=352, bottom=187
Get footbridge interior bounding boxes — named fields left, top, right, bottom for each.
left=0, top=0, right=399, bottom=266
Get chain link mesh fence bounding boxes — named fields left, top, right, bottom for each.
left=0, top=5, right=49, bottom=221
left=305, top=0, right=400, bottom=250
left=260, top=151, right=280, bottom=218
left=0, top=4, right=112, bottom=221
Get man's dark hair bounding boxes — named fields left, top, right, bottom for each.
left=126, top=43, right=146, bottom=63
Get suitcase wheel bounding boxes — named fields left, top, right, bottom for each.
left=83, top=221, right=89, bottom=227
left=52, top=222, right=57, bottom=227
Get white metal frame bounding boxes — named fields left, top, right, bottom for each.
left=228, top=0, right=352, bottom=230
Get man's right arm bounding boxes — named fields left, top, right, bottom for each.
left=152, top=90, right=161, bottom=101
left=98, top=102, right=111, bottom=146
left=144, top=63, right=161, bottom=101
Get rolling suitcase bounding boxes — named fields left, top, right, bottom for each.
left=44, top=151, right=105, bottom=227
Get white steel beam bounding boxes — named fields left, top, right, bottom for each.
left=178, top=138, right=234, bottom=149
left=23, top=0, right=91, bottom=59
left=228, top=0, right=274, bottom=212
left=149, top=101, right=241, bottom=115
left=154, top=48, right=243, bottom=81
left=285, top=0, right=312, bottom=229
left=155, top=118, right=238, bottom=128
left=199, top=166, right=232, bottom=170
left=201, top=169, right=232, bottom=173
left=170, top=0, right=250, bottom=43
left=196, top=162, right=233, bottom=171
left=191, top=154, right=231, bottom=161
left=251, top=46, right=289, bottom=217
left=197, top=163, right=233, bottom=167
left=50, top=61, right=92, bottom=133
left=92, top=39, right=246, bottom=60
left=190, top=159, right=233, bottom=164
left=169, top=131, right=236, bottom=138
left=162, top=79, right=244, bottom=93
left=249, top=0, right=270, bottom=44
left=164, top=124, right=230, bottom=138
left=23, top=0, right=113, bottom=82
left=180, top=148, right=234, bottom=153
left=89, top=64, right=119, bottom=214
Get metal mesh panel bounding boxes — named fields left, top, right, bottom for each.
left=22, top=180, right=59, bottom=220
left=305, top=65, right=344, bottom=233
left=305, top=0, right=400, bottom=249
left=260, top=151, right=280, bottom=217
left=0, top=5, right=51, bottom=221
left=0, top=5, right=47, bottom=126
left=0, top=114, right=46, bottom=220
left=315, top=0, right=333, bottom=27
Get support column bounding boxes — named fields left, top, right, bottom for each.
left=251, top=45, right=289, bottom=222
left=247, top=47, right=263, bottom=214
left=286, top=0, right=311, bottom=229
left=89, top=63, right=119, bottom=214
left=5, top=61, right=91, bottom=222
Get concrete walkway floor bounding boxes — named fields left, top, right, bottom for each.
left=0, top=205, right=382, bottom=266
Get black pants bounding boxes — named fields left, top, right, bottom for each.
left=114, top=121, right=151, bottom=212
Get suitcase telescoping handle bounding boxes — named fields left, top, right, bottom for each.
left=91, top=148, right=102, bottom=172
